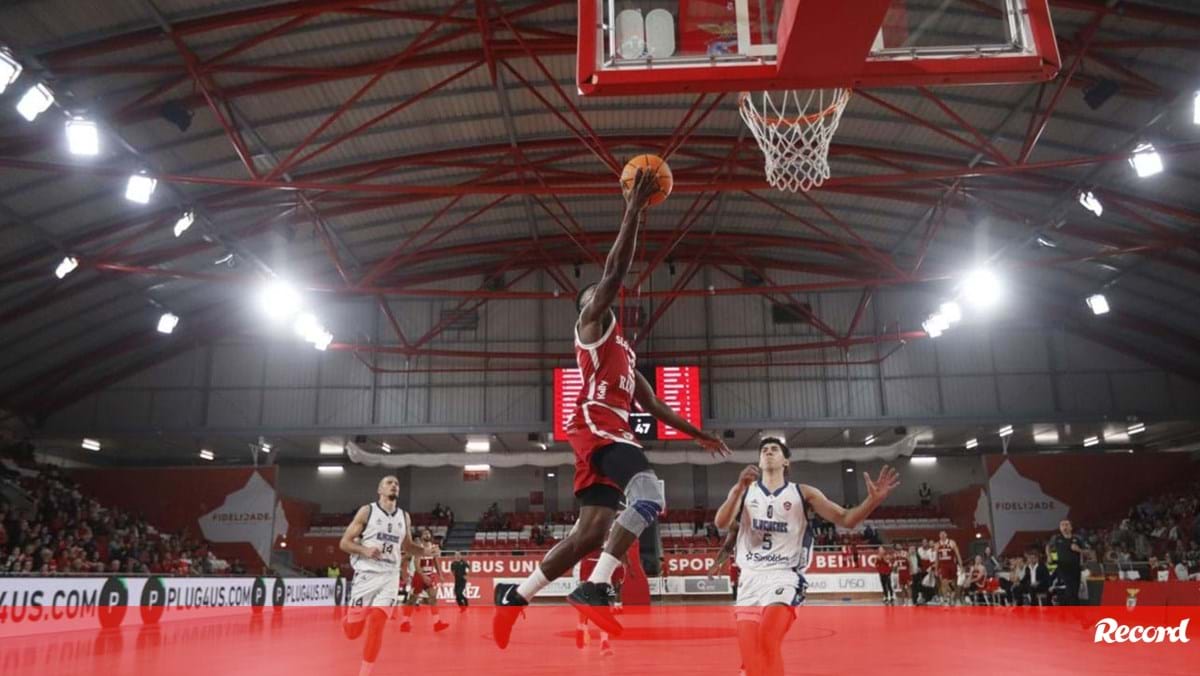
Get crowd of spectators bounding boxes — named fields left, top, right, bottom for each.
left=1093, top=480, right=1200, bottom=577
left=1, top=458, right=239, bottom=576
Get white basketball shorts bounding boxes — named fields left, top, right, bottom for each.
left=734, top=569, right=806, bottom=621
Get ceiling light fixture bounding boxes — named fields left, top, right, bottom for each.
left=16, top=83, right=53, bottom=121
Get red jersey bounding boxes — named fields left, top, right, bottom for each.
left=874, top=556, right=892, bottom=575
left=568, top=312, right=638, bottom=437
left=935, top=541, right=957, bottom=574
left=567, top=312, right=641, bottom=493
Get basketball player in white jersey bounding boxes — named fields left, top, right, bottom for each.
left=714, top=438, right=898, bottom=676
left=398, top=528, right=449, bottom=632
left=339, top=475, right=430, bottom=676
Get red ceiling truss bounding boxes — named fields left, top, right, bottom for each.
left=1, top=0, right=1199, bottom=417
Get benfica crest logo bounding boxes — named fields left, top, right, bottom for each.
left=1126, top=588, right=1140, bottom=609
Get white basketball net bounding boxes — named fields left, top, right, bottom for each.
left=739, top=89, right=851, bottom=193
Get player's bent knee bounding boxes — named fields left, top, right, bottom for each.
left=616, top=471, right=664, bottom=536
left=342, top=617, right=366, bottom=639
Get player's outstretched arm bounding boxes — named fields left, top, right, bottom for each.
left=801, top=466, right=900, bottom=529
left=579, top=170, right=658, bottom=327
left=715, top=466, right=759, bottom=530
left=633, top=371, right=730, bottom=456
left=339, top=505, right=381, bottom=559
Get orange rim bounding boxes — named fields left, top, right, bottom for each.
left=738, top=89, right=851, bottom=127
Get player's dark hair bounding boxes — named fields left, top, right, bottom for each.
left=576, top=282, right=599, bottom=312
left=759, top=436, right=791, bottom=459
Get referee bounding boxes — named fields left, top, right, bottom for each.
left=1047, top=519, right=1086, bottom=605
left=451, top=551, right=469, bottom=609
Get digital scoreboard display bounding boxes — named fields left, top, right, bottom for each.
left=553, top=366, right=702, bottom=442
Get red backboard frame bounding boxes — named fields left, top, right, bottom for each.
left=577, top=0, right=1060, bottom=96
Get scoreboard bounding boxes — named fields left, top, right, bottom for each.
left=553, top=366, right=702, bottom=442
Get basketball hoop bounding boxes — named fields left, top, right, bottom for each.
left=738, top=88, right=851, bottom=193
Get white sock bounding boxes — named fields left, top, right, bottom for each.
left=588, top=553, right=621, bottom=584
left=516, top=568, right=550, bottom=601
left=359, top=661, right=375, bottom=676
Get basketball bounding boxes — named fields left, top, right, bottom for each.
left=620, top=154, right=673, bottom=206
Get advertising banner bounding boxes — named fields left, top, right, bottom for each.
left=0, top=577, right=338, bottom=638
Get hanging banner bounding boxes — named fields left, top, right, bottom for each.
left=975, top=454, right=1200, bottom=555
left=69, top=467, right=282, bottom=568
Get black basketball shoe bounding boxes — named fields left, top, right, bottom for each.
left=567, top=581, right=623, bottom=636
left=491, top=583, right=528, bottom=649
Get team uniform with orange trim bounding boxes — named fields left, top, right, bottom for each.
left=566, top=310, right=641, bottom=496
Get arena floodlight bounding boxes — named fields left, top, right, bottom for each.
left=1083, top=435, right=1100, bottom=448
left=1077, top=191, right=1103, bottom=217
left=547, top=472, right=556, bottom=478
left=261, top=280, right=302, bottom=321
left=1129, top=142, right=1164, bottom=178
left=293, top=312, right=322, bottom=341
left=15, top=83, right=53, bottom=121
left=380, top=442, right=392, bottom=453
left=1127, top=422, right=1145, bottom=435
left=260, top=441, right=272, bottom=453
left=1086, top=293, right=1110, bottom=316
left=65, top=117, right=99, bottom=156
left=312, top=329, right=333, bottom=351
left=910, top=457, right=937, bottom=465
left=199, top=449, right=214, bottom=461
left=962, top=268, right=1003, bottom=309
left=465, top=436, right=491, bottom=453
left=922, top=315, right=947, bottom=338
left=317, top=465, right=344, bottom=474
left=0, top=51, right=21, bottom=94
left=844, top=467, right=855, bottom=473
left=156, top=312, right=179, bottom=334
left=81, top=438, right=101, bottom=451
left=1036, top=235, right=1058, bottom=248
left=939, top=301, right=962, bottom=324
left=998, top=424, right=1014, bottom=438
left=54, top=255, right=78, bottom=279
left=173, top=210, right=194, bottom=237
left=964, top=438, right=978, bottom=450
left=125, top=172, right=157, bottom=204
left=864, top=434, right=876, bottom=446
left=464, top=464, right=491, bottom=472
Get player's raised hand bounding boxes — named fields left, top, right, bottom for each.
left=738, top=465, right=761, bottom=488
left=626, top=167, right=660, bottom=211
left=864, top=464, right=900, bottom=502
left=696, top=431, right=732, bottom=457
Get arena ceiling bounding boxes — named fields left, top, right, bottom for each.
left=1, top=0, right=1199, bottom=460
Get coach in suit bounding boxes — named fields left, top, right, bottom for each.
left=1014, top=550, right=1051, bottom=605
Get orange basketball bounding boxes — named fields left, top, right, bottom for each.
left=620, top=154, right=673, bottom=206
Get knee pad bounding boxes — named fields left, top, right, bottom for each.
left=616, top=471, right=664, bottom=536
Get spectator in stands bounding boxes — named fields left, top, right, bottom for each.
left=1170, top=554, right=1188, bottom=582
left=432, top=503, right=445, bottom=520
left=982, top=546, right=1000, bottom=578
left=918, top=483, right=933, bottom=508
left=1014, top=550, right=1050, bottom=605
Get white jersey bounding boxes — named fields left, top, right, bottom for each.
left=351, top=502, right=408, bottom=575
left=736, top=481, right=812, bottom=574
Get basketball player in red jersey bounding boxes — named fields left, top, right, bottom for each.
left=398, top=528, right=449, bottom=633
left=934, top=530, right=962, bottom=604
left=493, top=169, right=731, bottom=648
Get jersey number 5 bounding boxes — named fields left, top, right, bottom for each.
left=762, top=533, right=773, bottom=550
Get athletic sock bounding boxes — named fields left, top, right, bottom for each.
left=359, top=661, right=375, bottom=676
left=587, top=553, right=621, bottom=585
left=516, top=568, right=550, bottom=601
